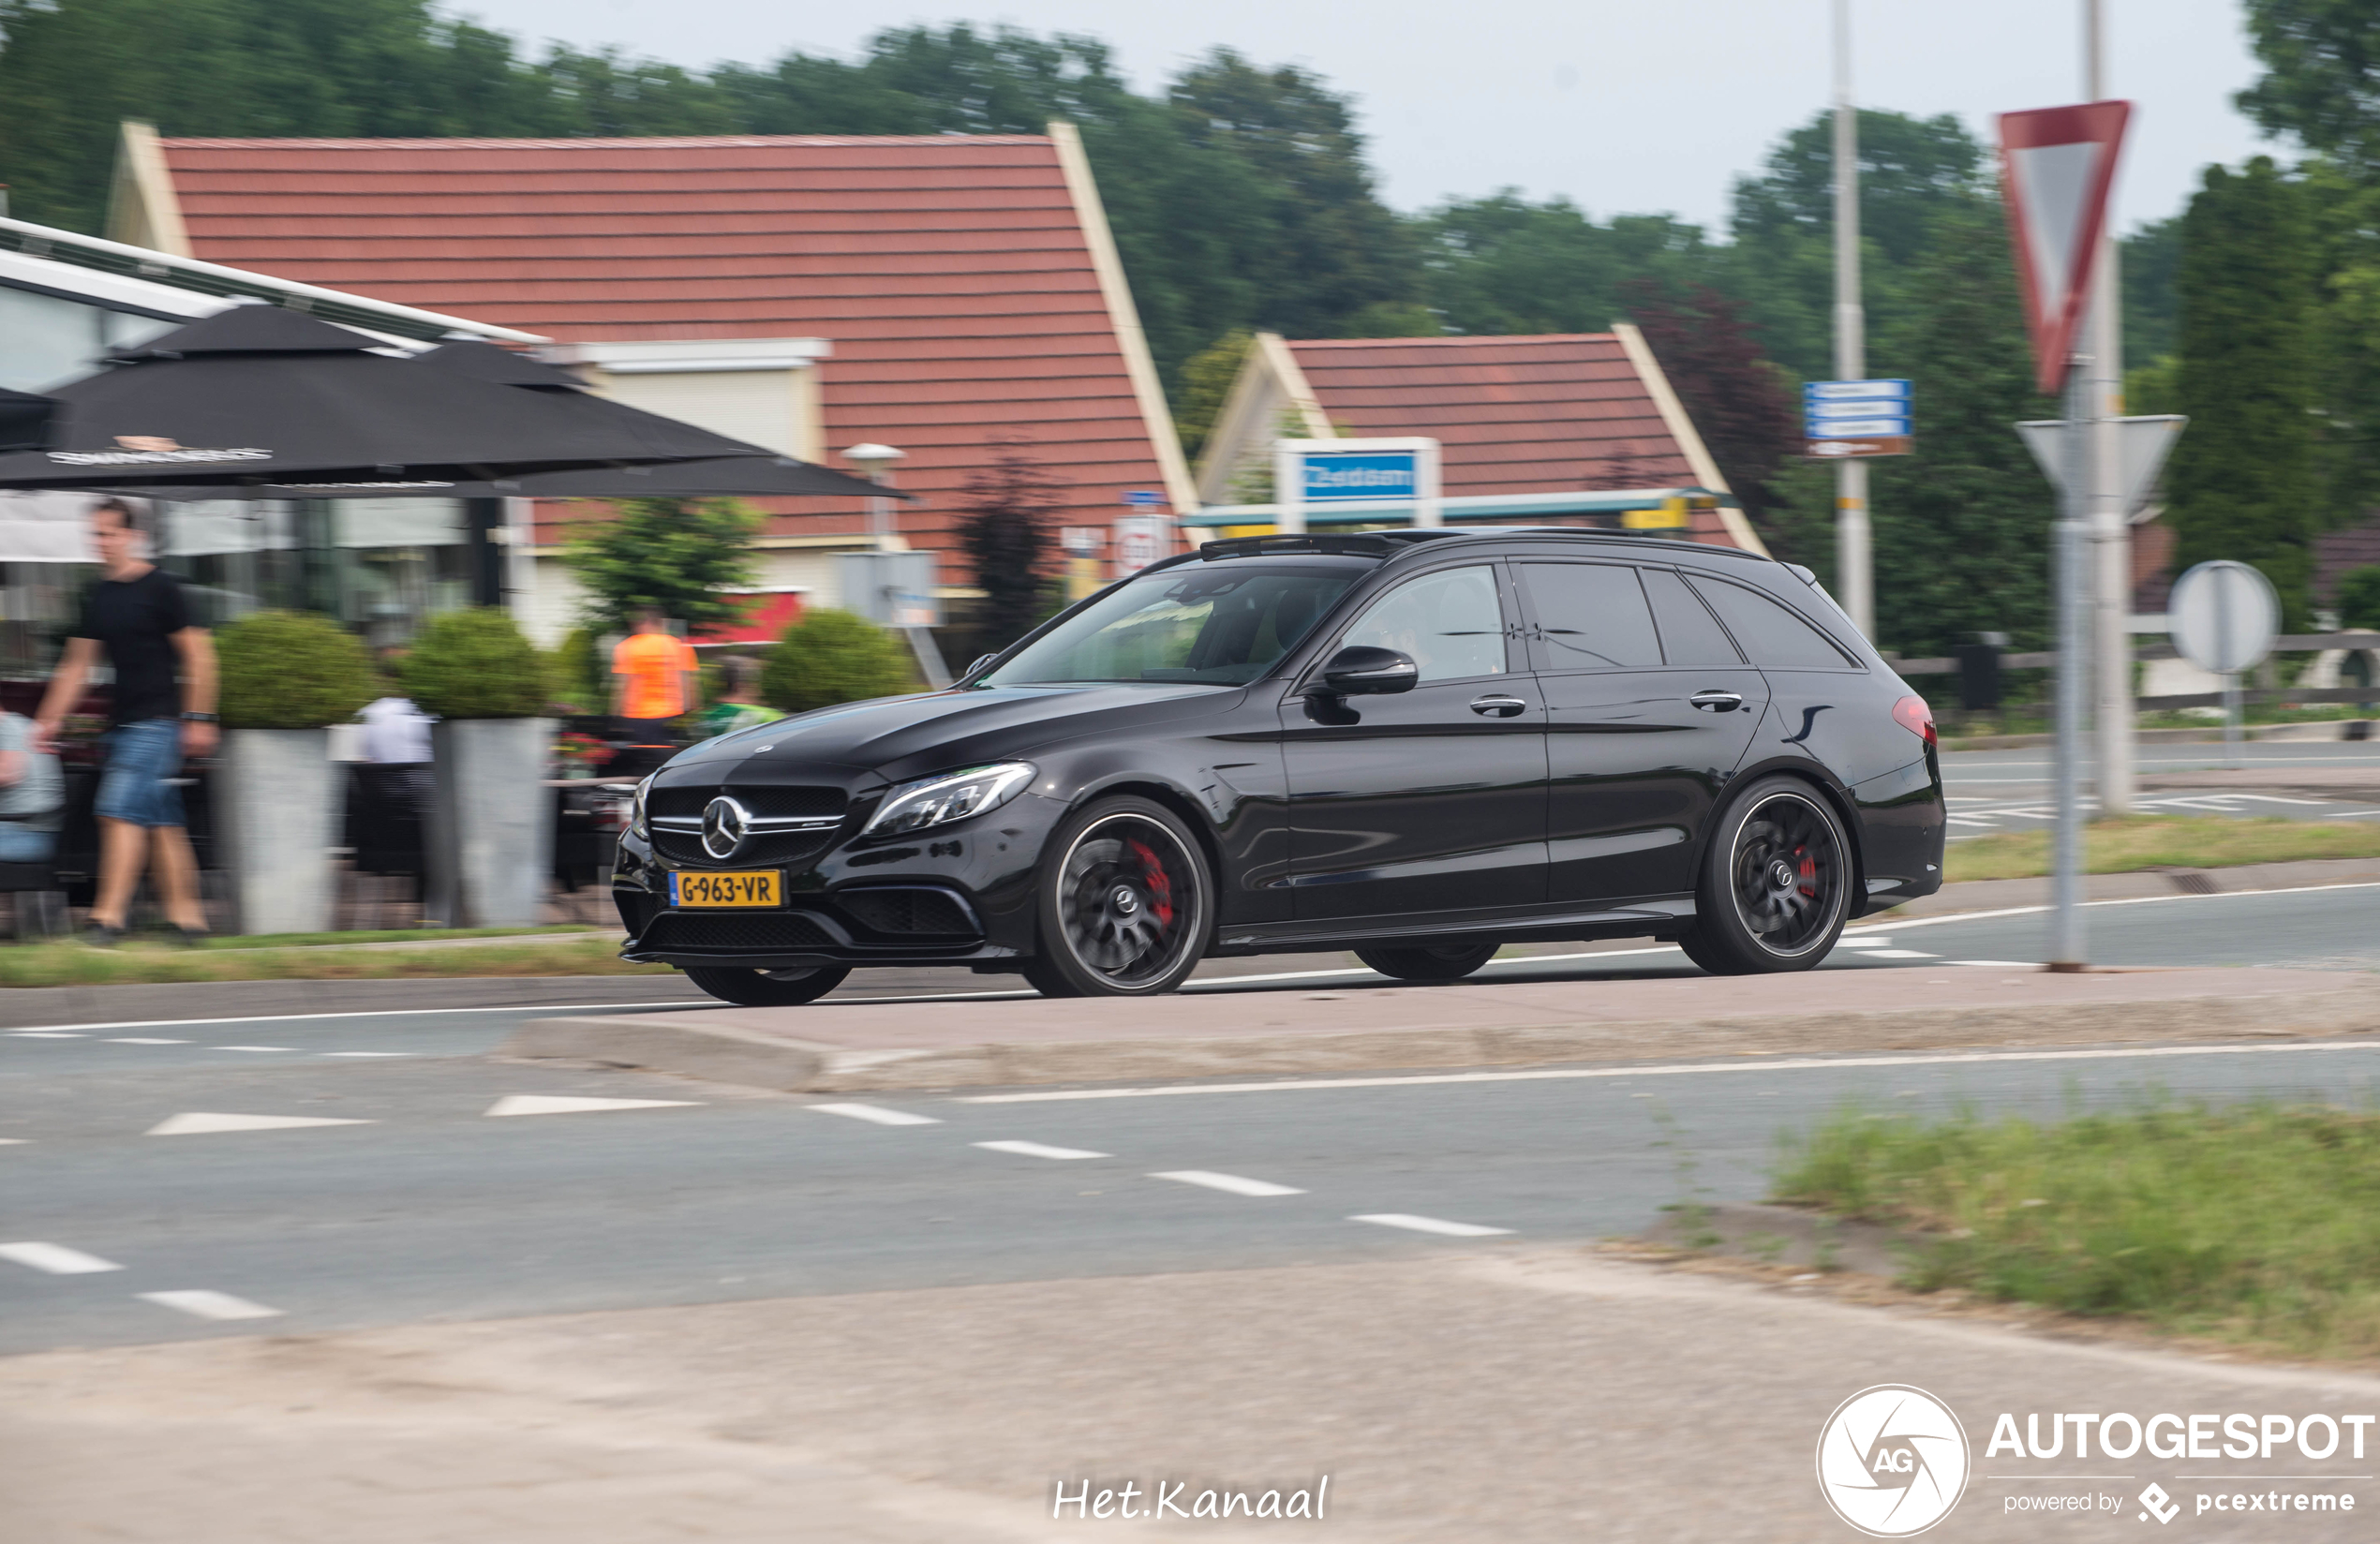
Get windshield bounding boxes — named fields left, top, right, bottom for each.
left=980, top=563, right=1362, bottom=687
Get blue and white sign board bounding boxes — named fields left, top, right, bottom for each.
left=1272, top=438, right=1442, bottom=533
left=1804, top=379, right=1912, bottom=457
left=1120, top=489, right=1166, bottom=507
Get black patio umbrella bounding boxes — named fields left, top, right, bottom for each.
left=0, top=387, right=59, bottom=453
left=0, top=304, right=756, bottom=492
left=113, top=337, right=902, bottom=502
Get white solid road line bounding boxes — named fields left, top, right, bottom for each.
left=8, top=1032, right=82, bottom=1037
left=1, top=1000, right=713, bottom=1035
left=320, top=1051, right=411, bottom=1058
left=964, top=1039, right=2380, bottom=1104
left=147, top=1112, right=376, bottom=1136
left=107, top=1037, right=187, bottom=1045
left=484, top=1094, right=699, bottom=1118
left=1859, top=949, right=1937, bottom=959
left=209, top=1046, right=299, bottom=1053
left=974, top=1139, right=1110, bottom=1160
left=0, top=1241, right=124, bottom=1274
left=139, top=1289, right=282, bottom=1322
left=1149, top=1169, right=1306, bottom=1197
left=806, top=1101, right=942, bottom=1126
left=1350, top=1213, right=1514, bottom=1238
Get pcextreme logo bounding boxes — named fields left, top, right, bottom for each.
left=1817, top=1385, right=1971, bottom=1537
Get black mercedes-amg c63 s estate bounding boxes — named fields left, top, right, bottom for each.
left=614, top=528, right=1944, bottom=1005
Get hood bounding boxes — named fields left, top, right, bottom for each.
left=660, top=683, right=1242, bottom=788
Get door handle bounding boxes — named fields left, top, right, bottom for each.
left=1469, top=695, right=1529, bottom=718
left=1688, top=690, right=1743, bottom=712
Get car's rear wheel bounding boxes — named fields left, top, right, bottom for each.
left=684, top=964, right=852, bottom=1006
left=1677, top=776, right=1852, bottom=974
left=1030, top=795, right=1212, bottom=997
left=1353, top=942, right=1499, bottom=982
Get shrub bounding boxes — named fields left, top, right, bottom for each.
left=2337, top=565, right=2380, bottom=632
left=216, top=611, right=377, bottom=731
left=759, top=608, right=917, bottom=714
left=400, top=608, right=548, bottom=720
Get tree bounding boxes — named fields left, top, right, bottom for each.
left=2238, top=0, right=2380, bottom=169
left=759, top=609, right=915, bottom=714
left=2335, top=564, right=2380, bottom=629
left=1620, top=280, right=1803, bottom=542
left=1414, top=193, right=1710, bottom=338
left=557, top=497, right=763, bottom=638
left=956, top=447, right=1064, bottom=654
left=1175, top=330, right=1253, bottom=460
left=2166, top=157, right=2324, bottom=629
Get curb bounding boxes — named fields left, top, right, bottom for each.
left=504, top=986, right=2380, bottom=1093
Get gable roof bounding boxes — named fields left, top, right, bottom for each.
left=135, top=127, right=1194, bottom=556
left=1197, top=330, right=1763, bottom=552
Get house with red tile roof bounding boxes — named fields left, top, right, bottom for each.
left=1195, top=331, right=1764, bottom=554
left=107, top=122, right=1195, bottom=642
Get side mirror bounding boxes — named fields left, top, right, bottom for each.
left=964, top=653, right=997, bottom=679
left=1315, top=646, right=1419, bottom=697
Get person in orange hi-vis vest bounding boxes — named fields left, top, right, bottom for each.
left=610, top=608, right=699, bottom=746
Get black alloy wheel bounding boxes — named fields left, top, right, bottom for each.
left=684, top=964, right=852, bottom=1006
left=1353, top=942, right=1500, bottom=983
left=1031, top=795, right=1212, bottom=998
left=1677, top=776, right=1852, bottom=975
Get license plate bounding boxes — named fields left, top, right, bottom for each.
left=669, top=870, right=782, bottom=908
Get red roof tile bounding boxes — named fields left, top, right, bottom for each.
left=1286, top=333, right=1700, bottom=498
left=157, top=134, right=1178, bottom=573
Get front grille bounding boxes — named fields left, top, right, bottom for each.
left=651, top=785, right=845, bottom=821
left=642, top=912, right=838, bottom=953
left=839, top=886, right=980, bottom=939
left=652, top=829, right=836, bottom=868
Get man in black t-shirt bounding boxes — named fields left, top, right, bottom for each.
left=36, top=499, right=218, bottom=945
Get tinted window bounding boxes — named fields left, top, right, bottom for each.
left=1518, top=562, right=1660, bottom=670
left=1340, top=564, right=1508, bottom=683
left=984, top=564, right=1359, bottom=686
left=1640, top=569, right=1742, bottom=665
left=1688, top=576, right=1855, bottom=668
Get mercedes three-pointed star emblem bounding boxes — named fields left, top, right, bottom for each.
left=701, top=795, right=751, bottom=860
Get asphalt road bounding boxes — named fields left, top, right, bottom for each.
left=3, top=883, right=2373, bottom=1357
left=1939, top=738, right=2380, bottom=837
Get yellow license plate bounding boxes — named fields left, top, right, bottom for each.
left=669, top=870, right=782, bottom=908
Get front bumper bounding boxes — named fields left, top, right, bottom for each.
left=614, top=792, right=1066, bottom=969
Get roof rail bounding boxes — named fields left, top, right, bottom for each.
left=1197, top=531, right=1465, bottom=561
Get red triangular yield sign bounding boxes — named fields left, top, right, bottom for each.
left=1997, top=100, right=2131, bottom=395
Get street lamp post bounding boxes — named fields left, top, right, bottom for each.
left=1832, top=0, right=1873, bottom=641
left=841, top=442, right=906, bottom=552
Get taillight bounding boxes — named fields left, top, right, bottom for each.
left=1892, top=695, right=1936, bottom=750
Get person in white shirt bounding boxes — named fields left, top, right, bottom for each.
left=359, top=693, right=433, bottom=766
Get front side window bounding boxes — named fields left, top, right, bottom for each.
left=1338, top=564, right=1509, bottom=684
left=981, top=563, right=1360, bottom=687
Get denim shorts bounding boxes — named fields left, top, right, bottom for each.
left=96, top=718, right=186, bottom=828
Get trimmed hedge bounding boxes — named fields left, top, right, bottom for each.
left=216, top=611, right=377, bottom=731
left=759, top=608, right=917, bottom=715
left=400, top=607, right=548, bottom=720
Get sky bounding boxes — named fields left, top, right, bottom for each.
left=450, top=0, right=2279, bottom=236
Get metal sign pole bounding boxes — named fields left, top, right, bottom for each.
left=2217, top=575, right=2239, bottom=768
left=2049, top=359, right=2091, bottom=971
left=1831, top=0, right=1874, bottom=639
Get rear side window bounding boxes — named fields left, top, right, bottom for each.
left=1639, top=569, right=1743, bottom=666
left=1516, top=562, right=1660, bottom=670
left=1688, top=576, right=1856, bottom=669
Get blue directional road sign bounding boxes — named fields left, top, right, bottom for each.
left=1804, top=379, right=1912, bottom=457
left=1301, top=451, right=1420, bottom=502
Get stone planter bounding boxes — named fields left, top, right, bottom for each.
left=216, top=727, right=342, bottom=936
left=424, top=718, right=554, bottom=928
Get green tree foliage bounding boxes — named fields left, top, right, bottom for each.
left=1414, top=193, right=1710, bottom=337
left=2121, top=215, right=2185, bottom=369
left=2335, top=564, right=2380, bottom=629
left=1174, top=330, right=1252, bottom=459
left=215, top=610, right=377, bottom=730
left=1620, top=279, right=1802, bottom=542
left=557, top=497, right=762, bottom=639
left=2238, top=0, right=2380, bottom=166
left=2166, top=157, right=2324, bottom=629
left=956, top=447, right=1064, bottom=655
left=400, top=608, right=548, bottom=720
left=758, top=609, right=916, bottom=715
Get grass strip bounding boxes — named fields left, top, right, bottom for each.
left=0, top=937, right=668, bottom=987
left=1775, top=1102, right=2380, bottom=1357
left=1945, top=814, right=2380, bottom=883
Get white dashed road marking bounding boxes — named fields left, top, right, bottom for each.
left=147, top=1112, right=375, bottom=1136
left=8, top=1032, right=82, bottom=1038
left=484, top=1094, right=699, bottom=1118
left=0, top=1241, right=123, bottom=1274
left=320, top=1051, right=411, bottom=1058
left=108, top=1037, right=187, bottom=1045
left=1859, top=949, right=1938, bottom=959
left=973, top=1139, right=1110, bottom=1160
left=1349, top=1214, right=1514, bottom=1238
left=210, top=1046, right=298, bottom=1054
left=140, top=1289, right=282, bottom=1322
left=1149, top=1170, right=1306, bottom=1197
left=806, top=1102, right=942, bottom=1126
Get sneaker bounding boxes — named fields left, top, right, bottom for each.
left=80, top=922, right=122, bottom=948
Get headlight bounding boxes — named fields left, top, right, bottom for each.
left=862, top=762, right=1035, bottom=838
left=629, top=775, right=654, bottom=839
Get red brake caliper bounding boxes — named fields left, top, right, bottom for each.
left=1795, top=843, right=1817, bottom=898
left=1129, top=840, right=1175, bottom=928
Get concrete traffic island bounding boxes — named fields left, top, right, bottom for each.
left=502, top=966, right=2380, bottom=1092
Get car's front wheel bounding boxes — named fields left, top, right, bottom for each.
left=1353, top=942, right=1499, bottom=982
left=1029, top=795, right=1212, bottom=997
left=1676, top=777, right=1852, bottom=975
left=684, top=964, right=852, bottom=1006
